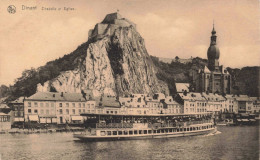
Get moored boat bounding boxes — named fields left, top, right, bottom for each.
left=73, top=113, right=217, bottom=141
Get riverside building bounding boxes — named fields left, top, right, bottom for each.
left=24, top=92, right=95, bottom=124
left=9, top=97, right=26, bottom=125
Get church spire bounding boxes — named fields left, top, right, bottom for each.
left=207, top=22, right=220, bottom=71
left=211, top=21, right=216, bottom=35
left=210, top=22, right=217, bottom=45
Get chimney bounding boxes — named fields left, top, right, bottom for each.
left=61, top=92, right=64, bottom=97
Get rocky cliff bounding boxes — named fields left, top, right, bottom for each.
left=37, top=13, right=169, bottom=97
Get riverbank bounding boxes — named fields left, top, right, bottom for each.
left=0, top=127, right=85, bottom=134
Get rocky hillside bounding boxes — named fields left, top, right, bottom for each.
left=152, top=56, right=259, bottom=97
left=35, top=13, right=169, bottom=97
left=227, top=66, right=260, bottom=97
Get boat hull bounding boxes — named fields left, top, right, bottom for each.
left=74, top=127, right=217, bottom=141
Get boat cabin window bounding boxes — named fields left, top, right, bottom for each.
left=124, top=131, right=128, bottom=135
left=134, top=130, right=138, bottom=135
left=180, top=128, right=183, bottom=132
left=139, top=130, right=142, bottom=134
left=101, top=131, right=106, bottom=136
left=118, top=131, right=123, bottom=135
left=144, top=130, right=147, bottom=134
left=153, top=130, right=156, bottom=134
left=129, top=131, right=133, bottom=135
left=113, top=131, right=117, bottom=135
left=184, top=128, right=186, bottom=131
left=161, top=130, right=164, bottom=133
left=107, top=131, right=112, bottom=135
left=157, top=130, right=160, bottom=133
left=177, top=129, right=179, bottom=132
left=148, top=130, right=152, bottom=134
left=169, top=129, right=173, bottom=132
left=197, top=127, right=199, bottom=130
left=165, top=129, right=168, bottom=133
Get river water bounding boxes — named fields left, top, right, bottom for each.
left=0, top=126, right=259, bottom=160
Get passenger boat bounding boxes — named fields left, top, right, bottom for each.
left=73, top=113, right=217, bottom=141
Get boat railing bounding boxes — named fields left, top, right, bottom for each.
left=93, top=120, right=212, bottom=129
left=148, top=120, right=212, bottom=128
left=96, top=123, right=134, bottom=128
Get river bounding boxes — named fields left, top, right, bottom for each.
left=0, top=126, right=259, bottom=160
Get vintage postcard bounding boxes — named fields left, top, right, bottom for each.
left=0, top=0, right=259, bottom=159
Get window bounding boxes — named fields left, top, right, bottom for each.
left=59, top=109, right=63, bottom=114
left=51, top=103, right=54, bottom=108
left=40, top=103, right=43, bottom=107
left=72, top=109, right=75, bottom=114
left=83, top=109, right=85, bottom=113
left=46, top=110, right=49, bottom=115
left=106, top=111, right=109, bottom=114
left=115, top=111, right=117, bottom=114
left=113, top=131, right=117, bottom=135
left=40, top=109, right=44, bottom=114
left=83, top=103, right=85, bottom=108
left=46, top=103, right=49, bottom=107
left=28, top=102, right=31, bottom=107
left=34, top=102, right=38, bottom=107
left=72, top=103, right=75, bottom=107
left=59, top=103, right=62, bottom=107
left=66, top=103, right=69, bottom=107
left=79, top=103, right=81, bottom=108
left=34, top=109, right=38, bottom=113
left=87, top=104, right=90, bottom=108
left=79, top=109, right=81, bottom=113
left=66, top=109, right=69, bottom=114
left=28, top=109, right=31, bottom=113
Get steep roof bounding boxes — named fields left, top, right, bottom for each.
left=0, top=112, right=9, bottom=116
left=176, top=83, right=190, bottom=93
left=95, top=96, right=120, bottom=108
left=26, top=92, right=87, bottom=102
left=178, top=92, right=206, bottom=101
left=11, top=97, right=26, bottom=103
left=203, top=66, right=211, bottom=73
left=202, top=93, right=225, bottom=101
left=0, top=103, right=10, bottom=109
left=235, top=95, right=253, bottom=102
left=164, top=96, right=179, bottom=105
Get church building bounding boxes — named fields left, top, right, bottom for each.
left=192, top=24, right=232, bottom=94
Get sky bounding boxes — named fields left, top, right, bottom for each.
left=0, top=0, right=259, bottom=86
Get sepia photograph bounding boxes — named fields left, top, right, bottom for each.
left=0, top=0, right=259, bottom=159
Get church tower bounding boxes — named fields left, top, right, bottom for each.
left=207, top=24, right=220, bottom=72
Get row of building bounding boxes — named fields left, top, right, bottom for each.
left=1, top=91, right=258, bottom=128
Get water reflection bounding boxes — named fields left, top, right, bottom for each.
left=0, top=126, right=259, bottom=160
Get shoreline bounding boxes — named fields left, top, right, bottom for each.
left=0, top=127, right=85, bottom=134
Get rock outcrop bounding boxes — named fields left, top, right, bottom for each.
left=37, top=12, right=169, bottom=97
